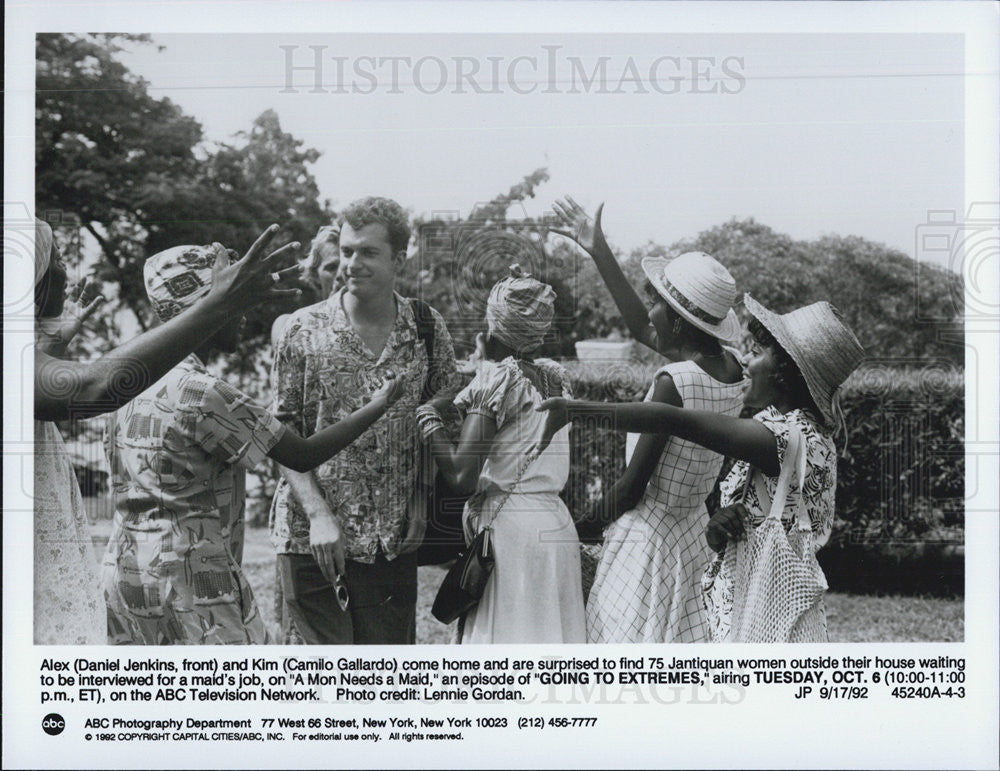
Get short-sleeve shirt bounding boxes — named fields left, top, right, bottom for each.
left=453, top=357, right=572, bottom=500
left=101, top=355, right=285, bottom=645
left=269, top=289, right=459, bottom=561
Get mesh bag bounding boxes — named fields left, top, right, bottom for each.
left=724, top=426, right=829, bottom=642
left=579, top=543, right=602, bottom=604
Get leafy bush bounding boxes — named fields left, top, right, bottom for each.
left=834, top=365, right=964, bottom=545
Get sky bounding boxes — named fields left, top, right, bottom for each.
left=116, top=32, right=965, bottom=263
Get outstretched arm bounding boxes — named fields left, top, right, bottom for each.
left=552, top=197, right=658, bottom=351
left=267, top=376, right=406, bottom=472
left=34, top=226, right=300, bottom=422
left=539, top=398, right=780, bottom=477
left=578, top=375, right=679, bottom=539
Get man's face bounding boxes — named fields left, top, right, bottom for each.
left=339, top=222, right=400, bottom=300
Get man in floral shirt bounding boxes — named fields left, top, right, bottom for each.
left=270, top=197, right=458, bottom=644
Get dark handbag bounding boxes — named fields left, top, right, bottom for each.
left=430, top=527, right=495, bottom=624
left=411, top=299, right=471, bottom=566
left=430, top=450, right=536, bottom=626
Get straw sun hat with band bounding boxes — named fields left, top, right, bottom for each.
left=743, top=294, right=865, bottom=434
left=641, top=251, right=742, bottom=344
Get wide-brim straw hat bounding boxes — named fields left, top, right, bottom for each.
left=641, top=251, right=741, bottom=342
left=744, top=294, right=865, bottom=427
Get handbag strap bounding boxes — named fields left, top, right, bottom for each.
left=469, top=359, right=563, bottom=536
left=411, top=298, right=436, bottom=404
left=478, top=449, right=537, bottom=534
left=482, top=360, right=565, bottom=527
left=740, top=422, right=810, bottom=530
left=788, top=426, right=811, bottom=532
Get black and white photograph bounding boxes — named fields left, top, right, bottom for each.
left=4, top=1, right=998, bottom=769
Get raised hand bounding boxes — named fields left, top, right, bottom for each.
left=550, top=196, right=608, bottom=257
left=468, top=331, right=487, bottom=363
left=204, top=225, right=302, bottom=313
left=554, top=198, right=658, bottom=352
left=535, top=397, right=571, bottom=453
left=36, top=276, right=106, bottom=356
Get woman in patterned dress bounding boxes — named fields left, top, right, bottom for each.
left=416, top=267, right=586, bottom=643
left=102, top=243, right=405, bottom=644
left=551, top=198, right=745, bottom=643
left=32, top=220, right=299, bottom=644
left=538, top=296, right=865, bottom=643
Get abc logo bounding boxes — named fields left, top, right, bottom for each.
left=42, top=713, right=65, bottom=736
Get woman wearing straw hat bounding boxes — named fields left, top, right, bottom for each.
left=416, top=266, right=586, bottom=643
left=537, top=296, right=865, bottom=642
left=551, top=199, right=745, bottom=643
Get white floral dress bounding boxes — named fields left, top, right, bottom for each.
left=586, top=360, right=746, bottom=643
left=455, top=357, right=586, bottom=644
left=702, top=406, right=836, bottom=642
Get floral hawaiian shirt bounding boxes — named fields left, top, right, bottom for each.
left=101, top=355, right=285, bottom=645
left=268, top=289, right=458, bottom=562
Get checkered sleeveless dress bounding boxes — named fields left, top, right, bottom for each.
left=586, top=360, right=745, bottom=643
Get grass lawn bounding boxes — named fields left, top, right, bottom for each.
left=90, top=519, right=963, bottom=643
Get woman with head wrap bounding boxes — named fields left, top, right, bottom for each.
left=417, top=266, right=586, bottom=643
left=101, top=242, right=406, bottom=644
left=32, top=219, right=298, bottom=643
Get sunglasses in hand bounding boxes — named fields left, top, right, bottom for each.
left=333, top=573, right=350, bottom=612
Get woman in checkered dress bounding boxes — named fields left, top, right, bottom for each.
left=589, top=358, right=744, bottom=642
left=552, top=199, right=744, bottom=642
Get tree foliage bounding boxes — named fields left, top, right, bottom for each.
left=37, top=33, right=962, bottom=374
left=400, top=167, right=583, bottom=358
left=36, top=34, right=333, bottom=338
left=631, top=218, right=963, bottom=365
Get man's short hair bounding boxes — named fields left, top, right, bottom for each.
left=338, top=197, right=411, bottom=255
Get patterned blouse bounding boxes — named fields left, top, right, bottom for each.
left=720, top=406, right=836, bottom=542
left=102, top=355, right=285, bottom=645
left=702, top=406, right=837, bottom=642
left=268, top=290, right=458, bottom=561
